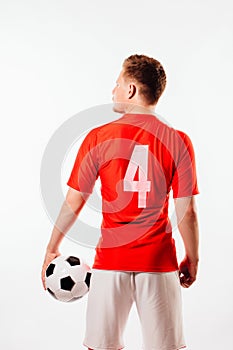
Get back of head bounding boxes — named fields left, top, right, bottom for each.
left=123, top=54, right=167, bottom=106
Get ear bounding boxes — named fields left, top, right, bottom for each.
left=128, top=84, right=136, bottom=99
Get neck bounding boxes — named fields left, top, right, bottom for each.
left=125, top=103, right=156, bottom=115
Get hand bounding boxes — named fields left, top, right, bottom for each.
left=41, top=250, right=61, bottom=290
left=179, top=255, right=198, bottom=288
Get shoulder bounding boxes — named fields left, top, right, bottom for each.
left=175, top=129, right=194, bottom=147
left=176, top=129, right=188, bottom=139
left=83, top=121, right=112, bottom=141
left=175, top=130, right=197, bottom=161
left=85, top=118, right=122, bottom=143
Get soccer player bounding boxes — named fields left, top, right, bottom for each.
left=42, top=54, right=200, bottom=350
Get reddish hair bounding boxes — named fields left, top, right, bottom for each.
left=123, top=54, right=166, bottom=105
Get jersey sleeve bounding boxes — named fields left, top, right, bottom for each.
left=172, top=130, right=200, bottom=198
left=67, top=129, right=99, bottom=194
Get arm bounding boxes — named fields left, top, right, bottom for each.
left=174, top=196, right=199, bottom=288
left=41, top=188, right=87, bottom=289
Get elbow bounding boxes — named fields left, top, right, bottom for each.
left=185, top=206, right=198, bottom=218
left=177, top=207, right=198, bottom=227
left=175, top=196, right=198, bottom=223
left=65, top=188, right=86, bottom=215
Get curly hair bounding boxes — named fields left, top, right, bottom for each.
left=122, top=54, right=166, bottom=105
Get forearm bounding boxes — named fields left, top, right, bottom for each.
left=46, top=201, right=76, bottom=253
left=178, top=212, right=199, bottom=262
left=174, top=196, right=199, bottom=262
left=46, top=189, right=86, bottom=253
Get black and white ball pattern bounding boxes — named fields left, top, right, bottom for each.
left=45, top=255, right=91, bottom=302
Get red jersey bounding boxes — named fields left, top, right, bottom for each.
left=67, top=113, right=199, bottom=272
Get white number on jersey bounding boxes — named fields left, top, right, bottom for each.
left=123, top=145, right=151, bottom=208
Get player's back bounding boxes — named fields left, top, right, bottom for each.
left=96, top=113, right=180, bottom=230
left=67, top=112, right=199, bottom=271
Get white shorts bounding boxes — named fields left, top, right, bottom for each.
left=83, top=269, right=186, bottom=350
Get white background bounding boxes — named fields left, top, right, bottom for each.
left=0, top=0, right=233, bottom=349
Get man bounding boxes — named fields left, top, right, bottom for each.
left=42, top=54, right=199, bottom=350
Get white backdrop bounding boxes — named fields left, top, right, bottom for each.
left=0, top=0, right=232, bottom=349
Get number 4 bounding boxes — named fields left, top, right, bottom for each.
left=123, top=145, right=151, bottom=208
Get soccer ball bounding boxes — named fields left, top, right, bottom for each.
left=45, top=255, right=91, bottom=302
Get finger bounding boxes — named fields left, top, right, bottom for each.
left=42, top=277, right=47, bottom=290
left=180, top=275, right=190, bottom=286
left=180, top=277, right=195, bottom=288
left=41, top=274, right=46, bottom=290
left=179, top=272, right=189, bottom=282
left=180, top=275, right=190, bottom=287
left=42, top=279, right=46, bottom=290
left=41, top=267, right=47, bottom=290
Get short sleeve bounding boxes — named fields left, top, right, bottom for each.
left=172, top=131, right=200, bottom=198
left=67, top=129, right=99, bottom=194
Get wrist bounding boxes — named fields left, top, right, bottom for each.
left=46, top=246, right=60, bottom=255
